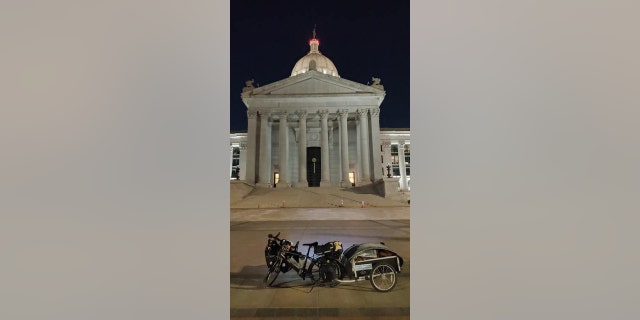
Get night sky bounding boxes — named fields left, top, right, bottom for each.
left=230, top=0, right=410, bottom=132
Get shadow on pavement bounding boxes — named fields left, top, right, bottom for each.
left=231, top=264, right=410, bottom=293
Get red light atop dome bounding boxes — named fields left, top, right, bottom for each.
left=309, top=39, right=319, bottom=45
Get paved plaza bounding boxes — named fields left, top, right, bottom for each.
left=230, top=205, right=410, bottom=320
left=230, top=183, right=411, bottom=320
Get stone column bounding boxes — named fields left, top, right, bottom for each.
left=266, top=119, right=272, bottom=184
left=357, top=109, right=371, bottom=183
left=319, top=110, right=331, bottom=186
left=369, top=108, right=383, bottom=180
left=245, top=110, right=258, bottom=184
left=278, top=111, right=289, bottom=187
left=331, top=118, right=337, bottom=184
left=239, top=143, right=247, bottom=180
left=338, top=109, right=351, bottom=187
left=296, top=110, right=307, bottom=186
left=398, top=141, right=408, bottom=191
left=258, top=111, right=272, bottom=187
left=355, top=117, right=362, bottom=184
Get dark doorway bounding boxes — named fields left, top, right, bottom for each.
left=307, top=147, right=321, bottom=187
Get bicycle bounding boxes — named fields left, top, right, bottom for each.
left=264, top=231, right=404, bottom=292
left=263, top=233, right=340, bottom=287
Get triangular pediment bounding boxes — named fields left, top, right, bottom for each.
left=249, top=71, right=383, bottom=97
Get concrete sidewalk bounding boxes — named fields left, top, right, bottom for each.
left=230, top=184, right=411, bottom=319
left=231, top=219, right=410, bottom=320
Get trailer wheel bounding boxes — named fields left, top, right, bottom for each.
left=370, top=262, right=397, bottom=292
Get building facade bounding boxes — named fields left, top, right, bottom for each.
left=230, top=33, right=410, bottom=192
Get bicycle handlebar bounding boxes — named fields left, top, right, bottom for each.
left=268, top=232, right=281, bottom=241
left=268, top=232, right=317, bottom=252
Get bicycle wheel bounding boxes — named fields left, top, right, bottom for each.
left=325, top=260, right=342, bottom=287
left=306, top=260, right=321, bottom=283
left=369, top=263, right=397, bottom=292
left=309, top=259, right=341, bottom=287
left=263, top=259, right=281, bottom=287
left=265, top=254, right=278, bottom=269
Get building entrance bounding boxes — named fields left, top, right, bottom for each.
left=306, top=147, right=321, bottom=187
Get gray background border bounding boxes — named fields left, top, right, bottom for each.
left=2, top=0, right=639, bottom=319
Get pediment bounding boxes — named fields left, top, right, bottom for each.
left=249, top=72, right=382, bottom=97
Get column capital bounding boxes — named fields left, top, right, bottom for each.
left=369, top=107, right=380, bottom=117
left=382, top=141, right=392, bottom=149
left=357, top=109, right=368, bottom=118
left=240, top=143, right=247, bottom=150
left=258, top=110, right=271, bottom=117
left=398, top=141, right=406, bottom=148
left=295, top=110, right=308, bottom=119
left=279, top=110, right=289, bottom=119
left=247, top=110, right=258, bottom=119
left=337, top=109, right=349, bottom=118
left=318, top=109, right=330, bottom=119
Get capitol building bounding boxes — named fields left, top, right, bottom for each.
left=229, top=32, right=410, bottom=197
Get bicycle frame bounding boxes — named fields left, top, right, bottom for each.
left=281, top=243, right=316, bottom=278
left=264, top=234, right=323, bottom=286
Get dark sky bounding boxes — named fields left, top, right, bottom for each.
left=230, top=0, right=410, bottom=132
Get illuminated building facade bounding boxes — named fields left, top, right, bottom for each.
left=230, top=33, right=410, bottom=193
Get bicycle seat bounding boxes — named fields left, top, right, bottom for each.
left=303, top=242, right=318, bottom=247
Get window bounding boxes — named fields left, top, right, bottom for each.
left=390, top=143, right=411, bottom=177
left=390, top=145, right=399, bottom=164
left=390, top=145, right=399, bottom=176
left=231, top=146, right=240, bottom=179
left=232, top=147, right=240, bottom=166
left=404, top=144, right=410, bottom=177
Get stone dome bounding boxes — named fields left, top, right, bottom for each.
left=290, top=37, right=340, bottom=77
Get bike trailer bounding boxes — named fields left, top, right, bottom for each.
left=340, top=242, right=404, bottom=279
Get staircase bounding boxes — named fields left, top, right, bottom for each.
left=230, top=182, right=410, bottom=209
